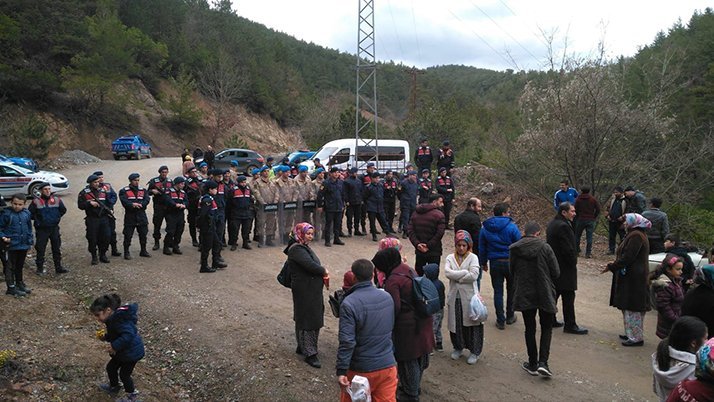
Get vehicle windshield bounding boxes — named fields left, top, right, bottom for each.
left=117, top=137, right=135, bottom=142
left=3, top=163, right=32, bottom=175
left=312, top=147, right=337, bottom=161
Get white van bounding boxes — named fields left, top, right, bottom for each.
left=300, top=139, right=411, bottom=174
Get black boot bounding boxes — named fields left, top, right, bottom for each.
left=99, top=253, right=110, bottom=263
left=152, top=239, right=160, bottom=251
left=124, top=249, right=132, bottom=260
left=91, top=254, right=99, bottom=265
left=372, top=233, right=378, bottom=241
left=213, top=260, right=228, bottom=269
left=192, top=238, right=199, bottom=247
left=111, top=243, right=121, bottom=257
left=16, top=282, right=32, bottom=294
left=163, top=242, right=173, bottom=255
left=173, top=246, right=182, bottom=255
left=200, top=264, right=216, bottom=273
left=139, top=244, right=151, bottom=257
left=242, top=242, right=252, bottom=250
left=55, top=266, right=69, bottom=274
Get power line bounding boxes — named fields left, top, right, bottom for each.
left=496, top=0, right=551, bottom=48
left=386, top=0, right=405, bottom=61
left=446, top=8, right=517, bottom=69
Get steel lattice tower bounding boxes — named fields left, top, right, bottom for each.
left=355, top=0, right=378, bottom=169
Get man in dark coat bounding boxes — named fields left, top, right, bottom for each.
left=407, top=194, right=446, bottom=276
left=317, top=167, right=346, bottom=247
left=29, top=182, right=68, bottom=274
left=364, top=173, right=393, bottom=241
left=343, top=167, right=365, bottom=237
left=414, top=138, right=433, bottom=172
left=118, top=173, right=151, bottom=260
left=546, top=202, right=588, bottom=335
left=510, top=222, right=560, bottom=377
left=203, top=145, right=215, bottom=169
left=398, top=170, right=418, bottom=237
left=454, top=198, right=482, bottom=256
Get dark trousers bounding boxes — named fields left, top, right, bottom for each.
left=164, top=213, right=185, bottom=249
left=109, top=214, right=118, bottom=251
left=556, top=289, right=577, bottom=328
left=199, top=226, right=222, bottom=268
left=216, top=211, right=226, bottom=245
left=86, top=216, right=111, bottom=256
left=4, top=249, right=27, bottom=288
left=187, top=206, right=199, bottom=241
left=399, top=207, right=414, bottom=232
left=385, top=199, right=396, bottom=230
left=490, top=260, right=515, bottom=324
left=152, top=206, right=166, bottom=241
left=346, top=204, right=362, bottom=232
left=35, top=226, right=62, bottom=270
left=323, top=211, right=342, bottom=243
left=228, top=217, right=252, bottom=245
left=368, top=211, right=389, bottom=235
left=443, top=199, right=453, bottom=226
left=106, top=357, right=138, bottom=393
left=575, top=219, right=596, bottom=256
left=415, top=254, right=441, bottom=276
left=396, top=354, right=429, bottom=402
left=521, top=308, right=554, bottom=365
left=123, top=222, right=148, bottom=251
left=608, top=220, right=625, bottom=253
left=360, top=203, right=368, bottom=231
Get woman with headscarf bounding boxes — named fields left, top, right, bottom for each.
left=375, top=237, right=407, bottom=287
left=444, top=230, right=483, bottom=365
left=602, top=213, right=651, bottom=346
left=372, top=248, right=434, bottom=401
left=681, top=264, right=714, bottom=338
left=666, top=337, right=714, bottom=401
left=287, top=222, right=328, bottom=368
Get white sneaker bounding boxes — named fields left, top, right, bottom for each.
left=467, top=353, right=480, bottom=365
left=450, top=350, right=462, bottom=360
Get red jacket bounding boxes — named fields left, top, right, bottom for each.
left=407, top=203, right=446, bottom=258
left=574, top=193, right=600, bottom=221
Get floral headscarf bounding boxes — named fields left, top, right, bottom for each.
left=694, top=264, right=714, bottom=289
left=624, top=213, right=651, bottom=230
left=378, top=237, right=402, bottom=252
left=291, top=222, right=314, bottom=245
left=695, top=337, right=714, bottom=381
left=455, top=230, right=473, bottom=250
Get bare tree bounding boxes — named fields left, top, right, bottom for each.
left=197, top=51, right=246, bottom=146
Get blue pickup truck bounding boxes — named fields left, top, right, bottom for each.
left=111, top=135, right=152, bottom=160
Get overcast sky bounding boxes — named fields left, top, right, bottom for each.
left=236, top=0, right=710, bottom=71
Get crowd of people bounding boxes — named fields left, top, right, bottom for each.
left=3, top=146, right=714, bottom=401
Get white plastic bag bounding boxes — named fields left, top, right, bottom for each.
left=347, top=375, right=371, bottom=402
left=469, top=284, right=488, bottom=323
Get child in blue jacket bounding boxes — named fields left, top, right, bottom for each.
left=91, top=293, right=145, bottom=401
left=0, top=193, right=34, bottom=297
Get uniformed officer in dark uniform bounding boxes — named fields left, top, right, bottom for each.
left=227, top=175, right=253, bottom=250
left=94, top=171, right=121, bottom=257
left=184, top=166, right=204, bottom=247
left=414, top=138, right=433, bottom=172
left=435, top=166, right=455, bottom=228
left=359, top=163, right=376, bottom=233
left=148, top=165, right=172, bottom=250
left=382, top=170, right=398, bottom=233
left=344, top=167, right=365, bottom=237
left=364, top=172, right=393, bottom=241
left=398, top=170, right=419, bottom=238
left=29, top=182, right=68, bottom=274
left=437, top=140, right=455, bottom=173
left=163, top=176, right=187, bottom=255
left=118, top=173, right=151, bottom=259
left=417, top=168, right=433, bottom=204
left=317, top=167, right=346, bottom=247
left=198, top=180, right=227, bottom=272
left=211, top=169, right=229, bottom=247
left=77, top=174, right=112, bottom=265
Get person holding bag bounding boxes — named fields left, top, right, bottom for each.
left=510, top=222, right=560, bottom=377
left=444, top=230, right=483, bottom=365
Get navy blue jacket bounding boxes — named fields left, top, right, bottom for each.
left=479, top=216, right=522, bottom=262
left=398, top=179, right=418, bottom=210
left=317, top=178, right=345, bottom=212
left=336, top=281, right=396, bottom=376
left=29, top=195, right=66, bottom=228
left=103, top=303, right=145, bottom=362
left=198, top=194, right=220, bottom=231
left=163, top=187, right=187, bottom=214
left=344, top=176, right=364, bottom=205
left=423, top=263, right=446, bottom=309
left=101, top=183, right=118, bottom=209
left=364, top=183, right=385, bottom=213
left=227, top=184, right=253, bottom=219
left=435, top=175, right=455, bottom=201
left=0, top=208, right=34, bottom=250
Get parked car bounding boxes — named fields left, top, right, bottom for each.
left=300, top=139, right=410, bottom=174
left=287, top=150, right=315, bottom=165
left=0, top=161, right=69, bottom=198
left=209, top=148, right=264, bottom=173
left=648, top=250, right=707, bottom=272
left=0, top=154, right=39, bottom=172
left=111, top=135, right=152, bottom=160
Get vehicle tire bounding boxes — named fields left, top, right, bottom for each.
left=147, top=150, right=152, bottom=159
left=29, top=182, right=43, bottom=198
left=247, top=164, right=258, bottom=174
left=136, top=152, right=142, bottom=160
left=113, top=155, right=119, bottom=160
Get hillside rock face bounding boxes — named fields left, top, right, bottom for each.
left=40, top=79, right=303, bottom=159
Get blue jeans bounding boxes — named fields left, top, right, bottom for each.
left=575, top=220, right=595, bottom=256
left=489, top=260, right=514, bottom=324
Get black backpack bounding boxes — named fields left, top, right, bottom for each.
left=277, top=260, right=292, bottom=288
left=396, top=271, right=441, bottom=317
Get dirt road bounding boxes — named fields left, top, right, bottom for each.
left=1, top=157, right=659, bottom=401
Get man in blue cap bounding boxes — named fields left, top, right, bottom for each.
left=77, top=174, right=112, bottom=265
left=147, top=165, right=172, bottom=251
left=198, top=162, right=209, bottom=179
left=163, top=177, right=187, bottom=255
left=118, top=173, right=151, bottom=259
left=29, top=182, right=68, bottom=274
left=398, top=170, right=419, bottom=238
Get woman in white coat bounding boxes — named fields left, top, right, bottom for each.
left=444, top=230, right=483, bottom=364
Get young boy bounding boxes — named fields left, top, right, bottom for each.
left=423, top=263, right=446, bottom=351
left=0, top=193, right=34, bottom=296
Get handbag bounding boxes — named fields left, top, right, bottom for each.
left=468, top=283, right=488, bottom=323
left=277, top=260, right=292, bottom=288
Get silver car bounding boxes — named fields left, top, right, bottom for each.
left=0, top=161, right=69, bottom=198
left=648, top=251, right=707, bottom=272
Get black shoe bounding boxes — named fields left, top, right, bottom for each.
left=266, top=239, right=276, bottom=247
left=521, top=362, right=538, bottom=376
left=230, top=244, right=238, bottom=251
left=152, top=241, right=160, bottom=251
left=111, top=250, right=122, bottom=257
left=537, top=362, right=553, bottom=377
left=242, top=244, right=252, bottom=250
left=333, top=238, right=345, bottom=246
left=496, top=322, right=505, bottom=330
left=506, top=316, right=517, bottom=325
left=564, top=325, right=589, bottom=335
left=585, top=254, right=592, bottom=259
left=55, top=266, right=69, bottom=274
left=354, top=231, right=365, bottom=236
left=435, top=342, right=444, bottom=352
left=199, top=267, right=216, bottom=273
left=618, top=334, right=629, bottom=340
left=372, top=234, right=378, bottom=241
left=98, top=383, right=121, bottom=396
left=99, top=254, right=110, bottom=264
left=621, top=339, right=644, bottom=347
left=305, top=355, right=321, bottom=368
left=91, top=256, right=99, bottom=265
left=374, top=230, right=381, bottom=235
left=36, top=268, right=47, bottom=276
left=339, top=231, right=347, bottom=237
left=552, top=320, right=564, bottom=328
left=346, top=230, right=353, bottom=238
left=213, top=261, right=228, bottom=269
left=295, top=346, right=302, bottom=355
left=163, top=247, right=173, bottom=256
left=124, top=252, right=132, bottom=260
left=16, top=282, right=31, bottom=294
left=324, top=242, right=332, bottom=247
left=139, top=250, right=151, bottom=258
left=6, top=287, right=26, bottom=297
left=173, top=247, right=182, bottom=255
left=192, top=239, right=200, bottom=247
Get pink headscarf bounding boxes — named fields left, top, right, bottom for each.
left=292, top=222, right=314, bottom=244
left=455, top=230, right=473, bottom=250
left=378, top=237, right=402, bottom=251
left=624, top=213, right=651, bottom=230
